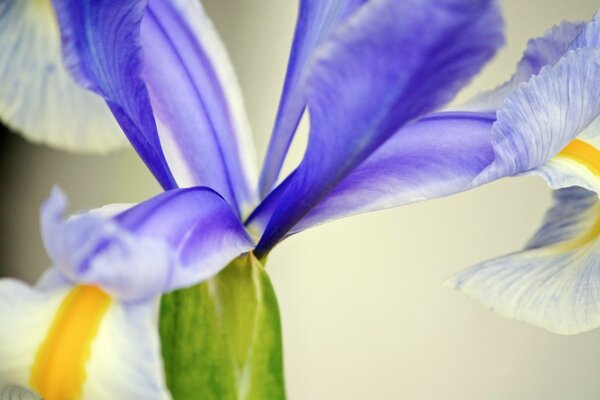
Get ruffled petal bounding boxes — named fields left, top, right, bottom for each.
left=51, top=0, right=176, bottom=188
left=463, top=20, right=586, bottom=111
left=572, top=10, right=600, bottom=48
left=42, top=187, right=254, bottom=301
left=255, top=0, right=504, bottom=255
left=247, top=112, right=495, bottom=236
left=141, top=0, right=258, bottom=215
left=259, top=0, right=366, bottom=195
left=0, top=279, right=170, bottom=399
left=0, top=0, right=125, bottom=152
left=447, top=187, right=600, bottom=334
left=473, top=49, right=600, bottom=188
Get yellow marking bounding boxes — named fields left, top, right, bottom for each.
left=558, top=139, right=600, bottom=176
left=554, top=203, right=600, bottom=251
left=550, top=139, right=600, bottom=251
left=30, top=285, right=112, bottom=400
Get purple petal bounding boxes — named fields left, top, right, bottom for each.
left=259, top=0, right=366, bottom=196
left=141, top=0, right=258, bottom=215
left=247, top=112, right=495, bottom=236
left=42, top=187, right=254, bottom=301
left=51, top=0, right=176, bottom=189
left=255, top=0, right=504, bottom=255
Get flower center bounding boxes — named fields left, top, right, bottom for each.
left=30, top=285, right=112, bottom=400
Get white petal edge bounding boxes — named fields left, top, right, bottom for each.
left=0, top=278, right=70, bottom=388
left=0, top=0, right=125, bottom=152
left=81, top=300, right=170, bottom=399
left=446, top=187, right=600, bottom=334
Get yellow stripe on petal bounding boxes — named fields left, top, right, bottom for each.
left=30, top=285, right=112, bottom=400
left=558, top=139, right=600, bottom=176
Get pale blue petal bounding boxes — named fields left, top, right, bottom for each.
left=259, top=0, right=366, bottom=195
left=572, top=10, right=600, bottom=48
left=41, top=187, right=253, bottom=301
left=473, top=48, right=600, bottom=187
left=463, top=20, right=586, bottom=111
left=0, top=0, right=125, bottom=152
left=447, top=187, right=600, bottom=334
left=255, top=0, right=503, bottom=255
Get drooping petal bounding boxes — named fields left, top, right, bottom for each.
left=141, top=0, right=258, bottom=215
left=447, top=187, right=600, bottom=335
left=258, top=0, right=367, bottom=196
left=247, top=112, right=496, bottom=236
left=42, top=187, right=254, bottom=301
left=0, top=278, right=170, bottom=398
left=463, top=20, right=586, bottom=111
left=0, top=0, right=125, bottom=152
left=255, top=0, right=504, bottom=255
left=473, top=48, right=600, bottom=188
left=51, top=0, right=176, bottom=189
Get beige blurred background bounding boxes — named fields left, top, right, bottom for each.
left=2, top=0, right=600, bottom=398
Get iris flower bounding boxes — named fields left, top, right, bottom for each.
left=0, top=0, right=522, bottom=397
left=444, top=11, right=600, bottom=335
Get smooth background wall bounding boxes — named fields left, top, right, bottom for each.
left=1, top=1, right=599, bottom=399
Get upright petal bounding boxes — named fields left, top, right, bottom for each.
left=247, top=112, right=496, bottom=236
left=42, top=187, right=254, bottom=301
left=447, top=187, right=600, bottom=335
left=51, top=0, right=176, bottom=189
left=0, top=279, right=170, bottom=399
left=0, top=0, right=124, bottom=152
left=259, top=0, right=367, bottom=196
left=463, top=20, right=585, bottom=111
left=572, top=10, right=600, bottom=49
left=465, top=9, right=600, bottom=112
left=141, top=0, right=258, bottom=215
left=473, top=49, right=600, bottom=188
left=255, top=0, right=504, bottom=255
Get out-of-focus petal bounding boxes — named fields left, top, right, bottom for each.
left=259, top=0, right=366, bottom=195
left=0, top=279, right=69, bottom=389
left=142, top=0, right=258, bottom=215
left=51, top=0, right=176, bottom=189
left=0, top=279, right=170, bottom=398
left=473, top=49, right=600, bottom=188
left=247, top=112, right=495, bottom=236
left=0, top=0, right=125, bottom=152
left=255, top=0, right=504, bottom=255
left=447, top=187, right=600, bottom=335
left=42, top=187, right=254, bottom=301
left=463, top=21, right=586, bottom=111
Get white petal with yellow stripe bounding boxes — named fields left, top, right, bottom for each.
left=0, top=277, right=170, bottom=399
